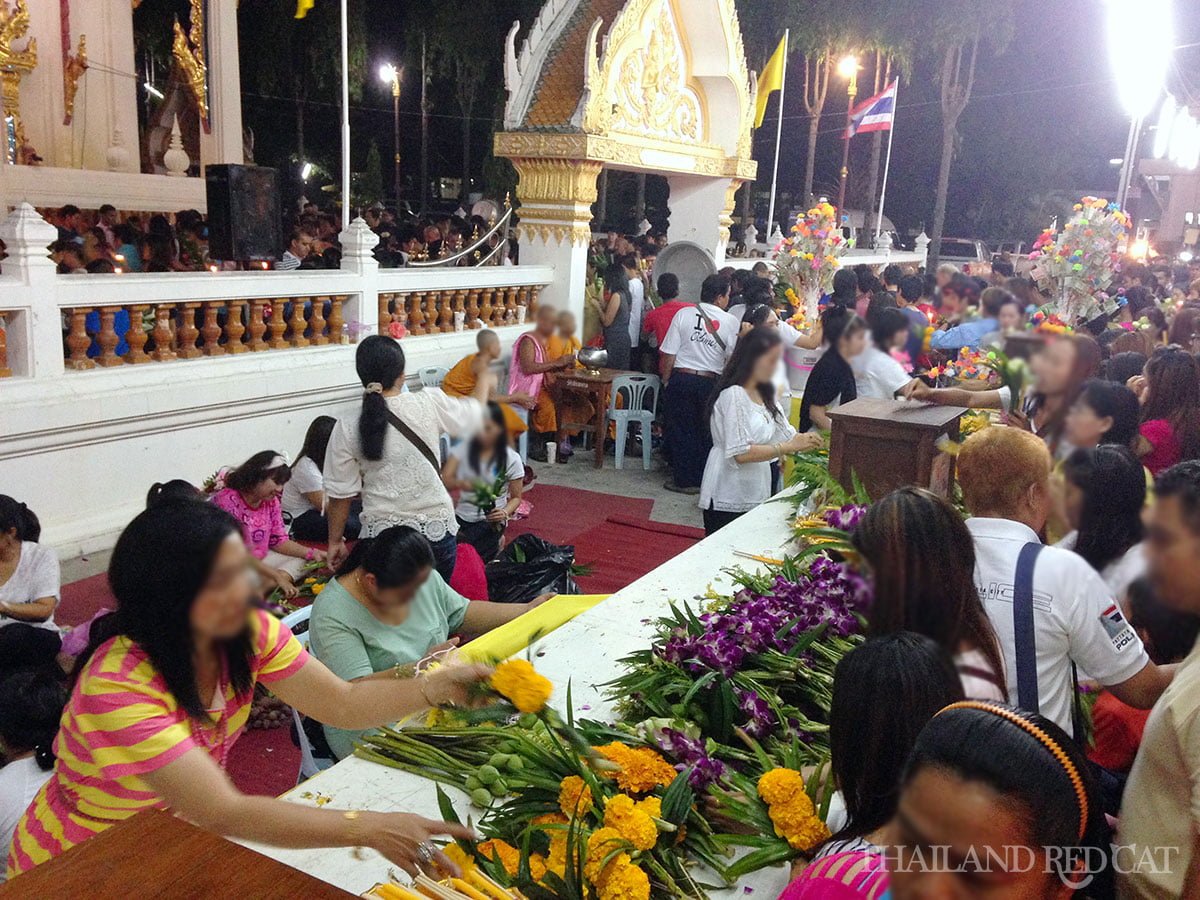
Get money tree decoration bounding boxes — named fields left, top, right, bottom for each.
left=1027, top=196, right=1130, bottom=324
left=774, top=202, right=849, bottom=321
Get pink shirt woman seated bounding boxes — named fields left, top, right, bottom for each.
left=212, top=451, right=326, bottom=598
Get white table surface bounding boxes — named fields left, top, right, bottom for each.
left=243, top=492, right=799, bottom=899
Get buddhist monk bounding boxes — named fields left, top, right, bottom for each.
left=442, top=330, right=535, bottom=438
left=508, top=306, right=576, bottom=460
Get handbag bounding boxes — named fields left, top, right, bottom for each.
left=386, top=410, right=441, bottom=473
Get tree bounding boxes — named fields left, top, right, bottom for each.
left=924, top=2, right=1015, bottom=268
left=360, top=140, right=385, bottom=206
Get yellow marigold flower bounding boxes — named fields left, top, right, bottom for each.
left=478, top=839, right=520, bottom=877
left=528, top=853, right=548, bottom=881
left=311, top=583, right=325, bottom=595
left=635, top=796, right=662, bottom=820
left=443, top=843, right=475, bottom=875
left=757, top=768, right=805, bottom=806
left=490, top=659, right=553, bottom=714
left=603, top=795, right=658, bottom=851
left=558, top=776, right=594, bottom=818
left=597, top=859, right=651, bottom=900
left=584, top=827, right=629, bottom=885
left=594, top=743, right=677, bottom=794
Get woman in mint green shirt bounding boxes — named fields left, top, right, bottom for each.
left=309, top=526, right=549, bottom=758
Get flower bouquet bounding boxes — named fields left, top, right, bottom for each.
left=774, top=203, right=848, bottom=321
left=469, top=470, right=512, bottom=534
left=1027, top=309, right=1073, bottom=336
left=1027, top=196, right=1129, bottom=324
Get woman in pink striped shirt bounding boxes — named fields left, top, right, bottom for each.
left=8, top=502, right=489, bottom=880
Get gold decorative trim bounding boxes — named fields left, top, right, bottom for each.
left=0, top=0, right=37, bottom=163
left=63, top=34, right=87, bottom=125
left=718, top=179, right=743, bottom=243
left=496, top=131, right=756, bottom=180
left=172, top=0, right=208, bottom=130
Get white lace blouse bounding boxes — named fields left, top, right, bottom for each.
left=700, top=386, right=796, bottom=513
left=324, top=390, right=484, bottom=541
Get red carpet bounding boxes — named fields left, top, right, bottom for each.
left=568, top=514, right=705, bottom=594
left=54, top=483, right=699, bottom=794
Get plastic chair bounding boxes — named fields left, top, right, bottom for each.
left=280, top=607, right=335, bottom=781
left=514, top=405, right=529, bottom=462
left=418, top=365, right=449, bottom=389
left=608, top=374, right=660, bottom=470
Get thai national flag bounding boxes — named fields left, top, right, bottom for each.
left=845, top=80, right=898, bottom=139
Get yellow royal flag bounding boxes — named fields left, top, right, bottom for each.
left=754, top=33, right=788, bottom=129
left=295, top=0, right=315, bottom=19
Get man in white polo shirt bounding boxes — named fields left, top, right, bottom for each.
left=1119, top=461, right=1200, bottom=900
left=659, top=273, right=738, bottom=493
left=956, top=427, right=1172, bottom=735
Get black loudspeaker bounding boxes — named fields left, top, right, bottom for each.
left=205, top=164, right=282, bottom=262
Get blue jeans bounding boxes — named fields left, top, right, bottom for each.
left=429, top=533, right=458, bottom=583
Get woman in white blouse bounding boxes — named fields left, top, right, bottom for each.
left=699, top=328, right=822, bottom=535
left=325, top=336, right=492, bottom=581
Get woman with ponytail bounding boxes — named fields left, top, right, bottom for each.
left=0, top=669, right=66, bottom=882
left=309, top=526, right=552, bottom=759
left=0, top=496, right=61, bottom=679
left=324, top=336, right=493, bottom=581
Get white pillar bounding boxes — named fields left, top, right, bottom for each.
left=0, top=204, right=63, bottom=379
left=515, top=231, right=589, bottom=321
left=338, top=217, right=381, bottom=336
left=200, top=0, right=245, bottom=171
left=666, top=175, right=739, bottom=263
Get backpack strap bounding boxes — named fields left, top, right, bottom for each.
left=1013, top=541, right=1046, bottom=714
left=386, top=410, right=441, bottom=473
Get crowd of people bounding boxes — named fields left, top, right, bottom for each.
left=9, top=211, right=1200, bottom=897
left=39, top=199, right=516, bottom=274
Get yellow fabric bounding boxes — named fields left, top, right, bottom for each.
left=459, top=595, right=609, bottom=663
left=547, top=335, right=582, bottom=366
left=754, top=34, right=789, bottom=129
left=781, top=395, right=802, bottom=483
left=295, top=0, right=315, bottom=18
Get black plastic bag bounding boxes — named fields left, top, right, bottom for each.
left=485, top=534, right=578, bottom=603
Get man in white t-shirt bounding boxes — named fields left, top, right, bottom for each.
left=956, top=427, right=1171, bottom=735
left=1118, top=461, right=1200, bottom=899
left=660, top=273, right=738, bottom=493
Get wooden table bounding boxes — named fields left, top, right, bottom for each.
left=0, top=809, right=355, bottom=899
left=557, top=367, right=636, bottom=468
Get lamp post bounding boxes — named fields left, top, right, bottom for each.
left=836, top=54, right=858, bottom=221
left=378, top=63, right=403, bottom=211
left=1106, top=0, right=1172, bottom=212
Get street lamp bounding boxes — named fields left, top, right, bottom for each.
left=836, top=54, right=858, bottom=220
left=378, top=62, right=403, bottom=211
left=1106, top=0, right=1173, bottom=210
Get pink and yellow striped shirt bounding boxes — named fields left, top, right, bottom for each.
left=6, top=609, right=307, bottom=877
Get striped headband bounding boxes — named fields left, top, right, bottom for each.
left=935, top=701, right=1089, bottom=842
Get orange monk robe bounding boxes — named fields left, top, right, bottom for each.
left=442, top=353, right=528, bottom=436
left=545, top=335, right=592, bottom=437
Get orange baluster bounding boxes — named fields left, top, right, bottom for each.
left=289, top=297, right=309, bottom=347
left=452, top=290, right=467, bottom=331
left=65, top=308, right=96, bottom=370
left=408, top=293, right=426, bottom=335
left=225, top=300, right=248, bottom=353
left=504, top=287, right=519, bottom=324
left=425, top=291, right=440, bottom=333
left=466, top=289, right=481, bottom=329
left=177, top=302, right=202, bottom=359
left=247, top=299, right=269, bottom=351
left=378, top=294, right=393, bottom=331
left=125, top=304, right=151, bottom=363
left=200, top=301, right=226, bottom=356
left=95, top=307, right=124, bottom=367
left=268, top=298, right=288, bottom=349
left=328, top=296, right=346, bottom=344
left=151, top=304, right=177, bottom=362
left=529, top=285, right=542, bottom=318
left=0, top=311, right=11, bottom=377
left=479, top=289, right=494, bottom=327
left=310, top=296, right=329, bottom=346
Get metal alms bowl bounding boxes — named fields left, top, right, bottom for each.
left=577, top=347, right=608, bottom=372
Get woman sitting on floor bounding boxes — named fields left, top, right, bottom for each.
left=309, top=526, right=552, bottom=759
left=442, top=402, right=525, bottom=562
left=0, top=669, right=67, bottom=881
left=0, top=497, right=62, bottom=680
left=281, top=416, right=361, bottom=543
left=211, top=452, right=326, bottom=598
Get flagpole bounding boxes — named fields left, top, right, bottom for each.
left=874, top=80, right=897, bottom=246
left=765, top=29, right=788, bottom=238
left=340, top=0, right=352, bottom=219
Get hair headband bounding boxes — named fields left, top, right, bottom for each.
left=936, top=701, right=1088, bottom=842
left=364, top=382, right=384, bottom=394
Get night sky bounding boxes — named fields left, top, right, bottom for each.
left=158, top=0, right=1200, bottom=242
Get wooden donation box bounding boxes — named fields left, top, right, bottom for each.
left=827, top=398, right=968, bottom=499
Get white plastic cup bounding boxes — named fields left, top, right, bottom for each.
left=547, top=441, right=557, bottom=464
